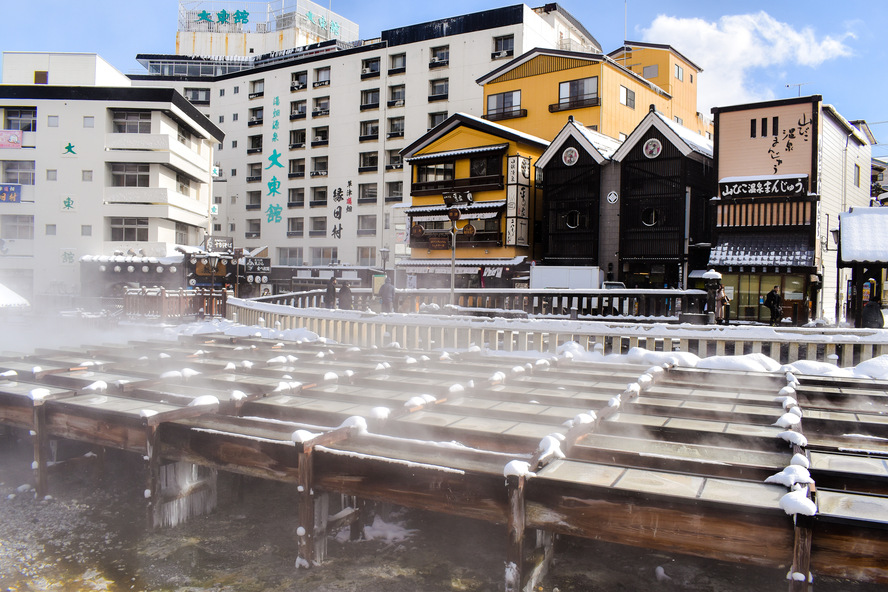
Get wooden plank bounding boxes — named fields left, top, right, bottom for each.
left=505, top=475, right=525, bottom=592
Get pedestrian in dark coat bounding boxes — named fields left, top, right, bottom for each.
left=338, top=283, right=353, bottom=311
left=862, top=299, right=885, bottom=328
left=378, top=277, right=395, bottom=313
left=764, top=285, right=782, bottom=326
left=325, top=277, right=337, bottom=309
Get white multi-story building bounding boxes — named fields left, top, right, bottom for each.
left=130, top=3, right=600, bottom=272
left=0, top=53, right=223, bottom=300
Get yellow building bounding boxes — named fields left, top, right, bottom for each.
left=399, top=113, right=548, bottom=287
left=476, top=45, right=711, bottom=142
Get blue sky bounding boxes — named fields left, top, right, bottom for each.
left=2, top=0, right=886, bottom=157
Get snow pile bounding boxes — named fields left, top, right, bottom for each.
left=188, top=395, right=219, bottom=407
left=765, top=465, right=814, bottom=487
left=778, top=486, right=818, bottom=516
left=339, top=416, right=368, bottom=433
left=503, top=460, right=533, bottom=479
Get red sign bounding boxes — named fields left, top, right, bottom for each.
left=0, top=131, right=23, bottom=149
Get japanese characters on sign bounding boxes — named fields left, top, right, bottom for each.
left=505, top=155, right=530, bottom=247
left=720, top=176, right=808, bottom=198
left=196, top=9, right=249, bottom=25
left=244, top=257, right=271, bottom=274
left=0, top=184, right=22, bottom=203
left=207, top=236, right=234, bottom=253
left=766, top=114, right=812, bottom=174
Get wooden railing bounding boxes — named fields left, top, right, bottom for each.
left=226, top=296, right=888, bottom=366
left=124, top=287, right=230, bottom=320
left=252, top=287, right=707, bottom=320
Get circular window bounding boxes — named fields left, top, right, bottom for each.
left=565, top=210, right=581, bottom=229
left=641, top=207, right=664, bottom=227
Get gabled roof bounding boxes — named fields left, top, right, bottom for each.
left=612, top=107, right=713, bottom=163
left=535, top=116, right=623, bottom=168
left=400, top=112, right=549, bottom=160
left=474, top=48, right=669, bottom=98
left=607, top=41, right=704, bottom=73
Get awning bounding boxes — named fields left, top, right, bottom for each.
left=708, top=233, right=814, bottom=268
left=405, top=200, right=506, bottom=218
left=404, top=143, right=509, bottom=162
left=397, top=256, right=526, bottom=268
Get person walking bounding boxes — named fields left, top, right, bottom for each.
left=378, top=277, right=395, bottom=313
left=325, top=277, right=337, bottom=309
left=338, top=282, right=353, bottom=311
left=764, top=285, right=782, bottom=326
left=715, top=284, right=730, bottom=325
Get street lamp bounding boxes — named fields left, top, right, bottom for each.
left=380, top=247, right=390, bottom=272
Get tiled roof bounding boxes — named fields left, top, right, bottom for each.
left=708, top=233, right=814, bottom=267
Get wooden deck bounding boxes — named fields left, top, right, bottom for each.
left=1, top=334, right=887, bottom=591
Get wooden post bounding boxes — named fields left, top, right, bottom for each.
left=505, top=474, right=526, bottom=592
left=789, top=513, right=814, bottom=592
left=296, top=447, right=315, bottom=567
left=32, top=401, right=47, bottom=498
left=146, top=424, right=160, bottom=529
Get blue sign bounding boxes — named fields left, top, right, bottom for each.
left=0, top=184, right=21, bottom=203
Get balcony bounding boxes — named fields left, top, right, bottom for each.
left=360, top=102, right=379, bottom=111
left=313, top=80, right=330, bottom=88
left=311, top=138, right=329, bottom=148
left=386, top=131, right=404, bottom=139
left=548, top=96, right=600, bottom=113
left=428, top=58, right=449, bottom=69
left=385, top=194, right=403, bottom=203
left=288, top=172, right=305, bottom=179
left=385, top=163, right=403, bottom=171
left=287, top=201, right=304, bottom=208
left=357, top=196, right=377, bottom=205
left=309, top=200, right=327, bottom=207
left=387, top=67, right=406, bottom=76
left=411, top=174, right=504, bottom=196
left=286, top=231, right=303, bottom=237
left=491, top=49, right=514, bottom=60
left=246, top=203, right=261, bottom=210
left=359, top=134, right=379, bottom=142
left=247, top=117, right=264, bottom=127
left=312, top=108, right=330, bottom=117
left=289, top=142, right=305, bottom=150
left=245, top=231, right=260, bottom=238
left=247, top=147, right=262, bottom=155
left=310, top=170, right=328, bottom=177
left=356, top=228, right=377, bottom=236
left=360, top=68, right=380, bottom=80
left=482, top=108, right=527, bottom=122
left=246, top=175, right=262, bottom=183
left=290, top=82, right=307, bottom=91
left=387, top=99, right=405, bottom=108
left=358, top=165, right=378, bottom=174
left=289, top=111, right=307, bottom=120
left=309, top=229, right=326, bottom=237
left=248, top=91, right=264, bottom=99
left=428, top=92, right=448, bottom=102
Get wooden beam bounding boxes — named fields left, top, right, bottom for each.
left=32, top=401, right=47, bottom=498
left=505, top=474, right=525, bottom=592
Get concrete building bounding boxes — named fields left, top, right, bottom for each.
left=129, top=3, right=601, bottom=274
left=0, top=53, right=222, bottom=300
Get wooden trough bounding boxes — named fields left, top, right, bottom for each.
left=1, top=334, right=887, bottom=591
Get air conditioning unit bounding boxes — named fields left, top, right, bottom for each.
left=394, top=99, right=404, bottom=106
left=314, top=136, right=324, bottom=142
left=362, top=68, right=370, bottom=74
left=430, top=57, right=440, bottom=63
left=250, top=117, right=258, bottom=123
left=496, top=51, right=508, bottom=58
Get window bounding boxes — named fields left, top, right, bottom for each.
left=47, top=115, right=59, bottom=127
left=291, top=71, right=307, bottom=90
left=750, top=119, right=757, bottom=138
left=246, top=190, right=262, bottom=209
left=357, top=246, right=376, bottom=267
left=291, top=100, right=307, bottom=119
left=232, top=140, right=238, bottom=148
left=246, top=219, right=261, bottom=238
left=177, top=125, right=192, bottom=146
left=387, top=117, right=404, bottom=138
left=249, top=106, right=264, bottom=124
left=279, top=247, right=304, bottom=266
left=361, top=58, right=380, bottom=77
left=854, top=164, right=861, bottom=187
left=429, top=111, right=447, bottom=129
left=675, top=64, right=684, bottom=81
left=361, top=89, right=380, bottom=110
left=290, top=128, right=306, bottom=148
left=642, top=64, right=658, bottom=79
left=357, top=214, right=377, bottom=236
left=388, top=84, right=405, bottom=107
left=311, top=156, right=328, bottom=176
left=772, top=117, right=779, bottom=137
left=289, top=158, right=305, bottom=178
left=34, top=71, right=48, bottom=84
left=470, top=155, right=501, bottom=178
left=619, top=86, right=635, bottom=109
left=360, top=120, right=379, bottom=140
left=232, top=113, right=239, bottom=121
left=5, top=108, right=36, bottom=132
left=176, top=223, right=189, bottom=246
left=389, top=53, right=406, bottom=73
left=233, top=86, right=239, bottom=94
left=430, top=45, right=449, bottom=66
left=429, top=78, right=448, bottom=101
left=247, top=162, right=263, bottom=180
left=313, top=96, right=330, bottom=116
left=310, top=216, right=327, bottom=236
left=288, top=187, right=305, bottom=207
left=1, top=215, right=34, bottom=239
left=386, top=181, right=403, bottom=201
left=46, top=224, right=56, bottom=236
left=641, top=207, right=665, bottom=227
left=359, top=151, right=378, bottom=172
left=386, top=149, right=402, bottom=169
left=81, top=225, right=92, bottom=237
left=111, top=163, right=149, bottom=187
left=46, top=169, right=57, bottom=181
left=219, top=115, right=224, bottom=123
left=110, top=217, right=148, bottom=241
left=248, top=134, right=263, bottom=153
left=311, top=246, right=338, bottom=265
left=493, top=35, right=514, bottom=57
left=3, top=161, right=36, bottom=185
left=229, top=222, right=236, bottom=232
left=486, top=90, right=521, bottom=119
left=358, top=183, right=377, bottom=204
left=418, top=162, right=454, bottom=182
left=184, top=88, right=210, bottom=103
left=214, top=195, right=222, bottom=204
left=82, top=170, right=93, bottom=182
left=83, top=116, right=94, bottom=128
left=220, top=88, right=225, bottom=97
left=287, top=217, right=304, bottom=237
left=213, top=223, right=222, bottom=232
left=314, top=67, right=331, bottom=86
left=310, top=187, right=327, bottom=207
left=558, top=77, right=598, bottom=109
left=249, top=79, right=265, bottom=97
left=112, top=110, right=151, bottom=133
left=312, top=126, right=329, bottom=145
left=231, top=168, right=237, bottom=177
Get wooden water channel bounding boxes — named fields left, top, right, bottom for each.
left=1, top=334, right=887, bottom=591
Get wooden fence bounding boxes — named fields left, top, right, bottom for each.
left=226, top=297, right=888, bottom=367
left=124, top=287, right=230, bottom=320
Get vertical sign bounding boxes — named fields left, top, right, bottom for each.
left=505, top=155, right=530, bottom=247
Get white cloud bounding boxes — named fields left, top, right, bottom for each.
left=640, top=11, right=854, bottom=114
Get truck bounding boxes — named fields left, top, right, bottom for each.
left=529, top=266, right=602, bottom=290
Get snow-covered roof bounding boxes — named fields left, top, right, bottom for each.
left=405, top=200, right=506, bottom=215
left=401, top=112, right=549, bottom=160
left=81, top=254, right=185, bottom=265
left=839, top=207, right=888, bottom=263
left=404, top=143, right=509, bottom=163
left=612, top=108, right=712, bottom=163
left=0, top=283, right=29, bottom=308
left=653, top=111, right=713, bottom=158
left=535, top=116, right=623, bottom=169
left=709, top=233, right=814, bottom=268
